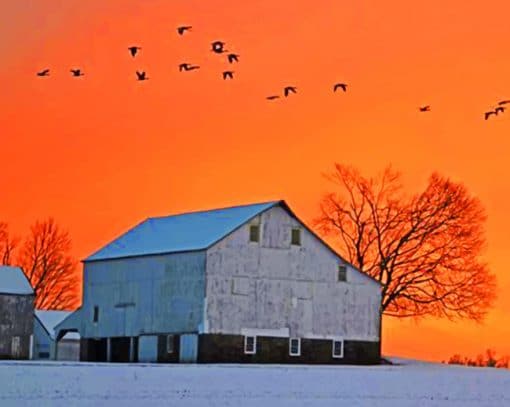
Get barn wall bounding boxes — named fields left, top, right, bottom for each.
left=205, top=206, right=381, bottom=342
left=198, top=334, right=380, bottom=364
left=0, top=294, right=34, bottom=359
left=56, top=339, right=80, bottom=361
left=32, top=317, right=52, bottom=359
left=80, top=251, right=206, bottom=338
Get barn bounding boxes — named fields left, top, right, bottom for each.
left=33, top=310, right=80, bottom=360
left=0, top=266, right=34, bottom=359
left=56, top=200, right=382, bottom=364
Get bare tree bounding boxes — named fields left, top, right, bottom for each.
left=17, top=218, right=80, bottom=310
left=315, top=164, right=496, bottom=321
left=0, top=222, right=18, bottom=265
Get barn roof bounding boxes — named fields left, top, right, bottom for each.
left=85, top=201, right=280, bottom=262
left=0, top=266, right=33, bottom=295
left=35, top=310, right=80, bottom=340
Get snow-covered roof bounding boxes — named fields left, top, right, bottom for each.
left=0, top=266, right=33, bottom=295
left=85, top=201, right=281, bottom=262
left=35, top=310, right=80, bottom=340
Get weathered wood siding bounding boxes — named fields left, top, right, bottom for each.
left=79, top=251, right=206, bottom=338
left=0, top=294, right=34, bottom=359
left=205, top=206, right=381, bottom=341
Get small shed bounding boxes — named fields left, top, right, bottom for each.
left=33, top=310, right=80, bottom=360
left=0, top=266, right=34, bottom=359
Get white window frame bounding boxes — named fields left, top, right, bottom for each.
left=244, top=336, right=256, bottom=354
left=332, top=339, right=344, bottom=358
left=11, top=336, right=21, bottom=358
left=338, top=265, right=347, bottom=282
left=291, top=228, right=301, bottom=246
left=166, top=334, right=174, bottom=354
left=289, top=338, right=301, bottom=356
left=249, top=224, right=260, bottom=243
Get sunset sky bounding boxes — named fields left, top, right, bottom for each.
left=2, top=0, right=510, bottom=362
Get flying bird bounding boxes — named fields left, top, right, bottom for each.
left=284, top=86, right=297, bottom=97
left=128, top=46, right=141, bottom=57
left=222, top=71, right=234, bottom=80
left=419, top=105, right=431, bottom=112
left=136, top=71, right=148, bottom=81
left=227, top=53, right=239, bottom=63
left=498, top=100, right=510, bottom=106
left=266, top=95, right=280, bottom=100
left=36, top=69, right=50, bottom=77
left=70, top=69, right=84, bottom=77
left=211, top=41, right=227, bottom=53
left=333, top=83, right=347, bottom=92
left=179, top=63, right=200, bottom=72
left=177, top=26, right=192, bottom=35
left=495, top=106, right=506, bottom=114
left=485, top=111, right=496, bottom=120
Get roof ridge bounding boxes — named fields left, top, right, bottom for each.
left=148, top=200, right=283, bottom=220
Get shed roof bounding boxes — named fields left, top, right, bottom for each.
left=85, top=201, right=280, bottom=262
left=0, top=266, right=33, bottom=295
left=35, top=310, right=80, bottom=340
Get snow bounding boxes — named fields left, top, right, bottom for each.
left=1, top=361, right=509, bottom=406
left=0, top=266, right=33, bottom=295
left=35, top=310, right=80, bottom=340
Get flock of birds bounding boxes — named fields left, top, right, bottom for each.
left=484, top=100, right=509, bottom=120
left=35, top=25, right=507, bottom=117
left=34, top=24, right=351, bottom=103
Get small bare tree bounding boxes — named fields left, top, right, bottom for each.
left=17, top=218, right=80, bottom=310
left=0, top=222, right=18, bottom=265
left=315, top=164, right=496, bottom=321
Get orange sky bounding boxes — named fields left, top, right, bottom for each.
left=2, top=0, right=509, bottom=362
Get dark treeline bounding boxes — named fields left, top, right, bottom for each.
left=446, top=349, right=509, bottom=369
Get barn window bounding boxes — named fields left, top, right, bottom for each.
left=166, top=335, right=174, bottom=354
left=289, top=338, right=301, bottom=356
left=338, top=265, right=347, bottom=282
left=249, top=224, right=260, bottom=243
left=332, top=339, right=344, bottom=358
left=244, top=336, right=256, bottom=354
left=291, top=228, right=301, bottom=246
left=93, top=306, right=99, bottom=323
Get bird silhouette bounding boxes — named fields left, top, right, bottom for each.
left=266, top=95, right=280, bottom=100
left=485, top=111, right=496, bottom=120
left=419, top=105, right=431, bottom=112
left=222, top=71, right=234, bottom=80
left=179, top=63, right=200, bottom=72
left=36, top=69, right=50, bottom=77
left=136, top=71, right=148, bottom=81
left=333, top=83, right=347, bottom=92
left=227, top=53, right=239, bottom=63
left=498, top=100, right=510, bottom=106
left=495, top=106, right=506, bottom=114
left=284, top=86, right=297, bottom=97
left=177, top=26, right=192, bottom=35
left=70, top=69, right=84, bottom=77
left=211, top=41, right=227, bottom=53
left=128, top=46, right=141, bottom=57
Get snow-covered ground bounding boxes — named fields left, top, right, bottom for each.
left=1, top=360, right=509, bottom=406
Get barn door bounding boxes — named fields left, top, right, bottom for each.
left=179, top=334, right=198, bottom=363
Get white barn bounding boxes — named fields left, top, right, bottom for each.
left=57, top=201, right=382, bottom=364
